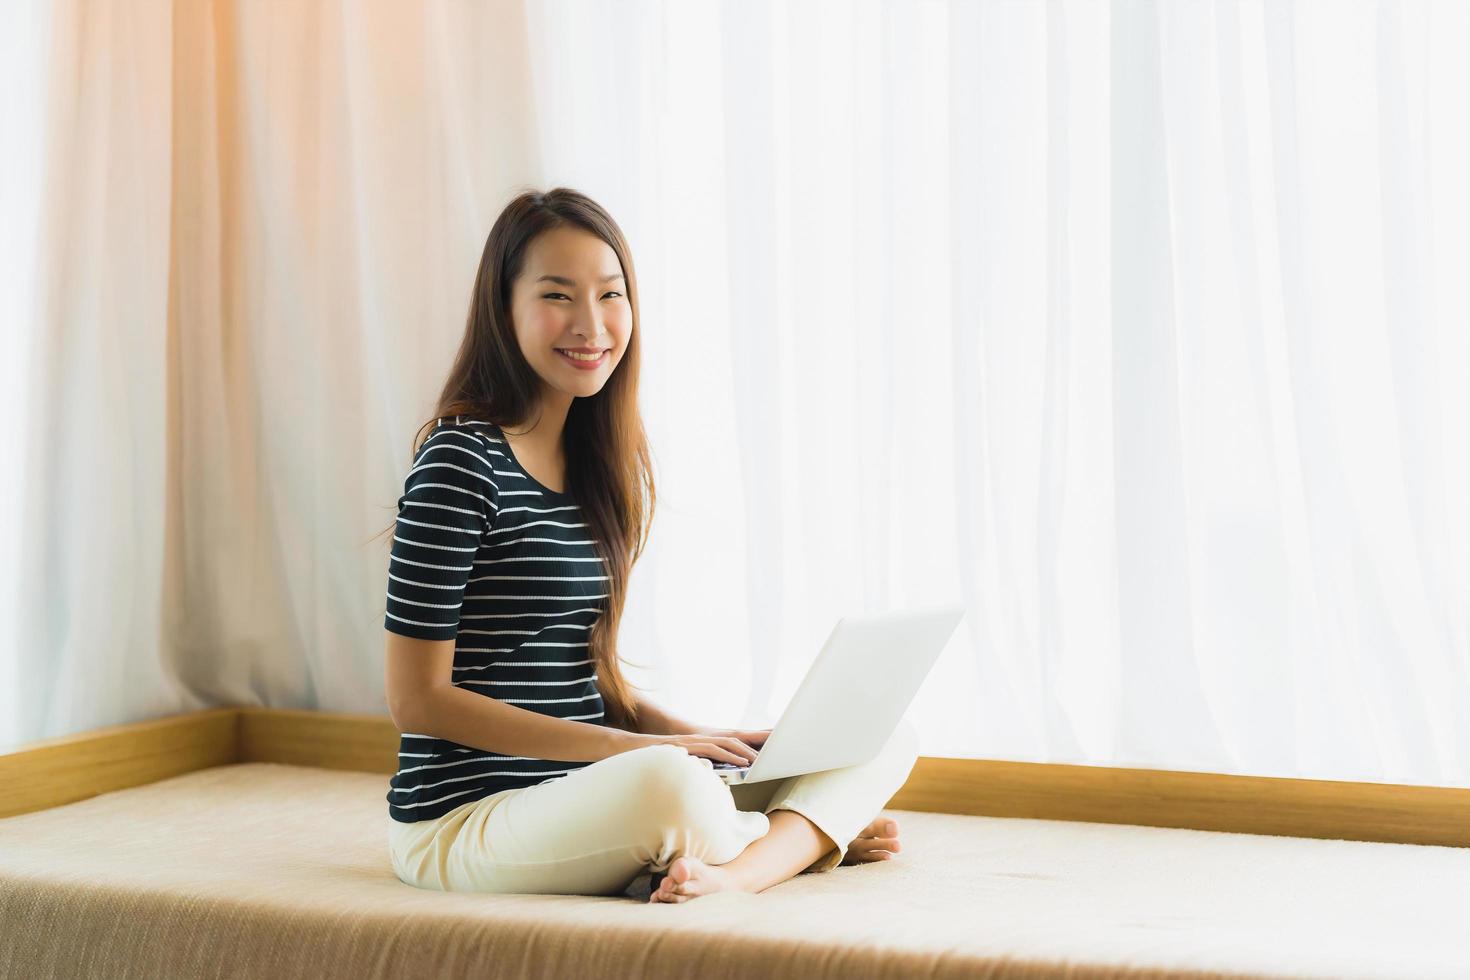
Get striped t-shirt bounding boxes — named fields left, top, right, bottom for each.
left=384, top=416, right=609, bottom=824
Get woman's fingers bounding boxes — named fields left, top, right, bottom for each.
left=676, top=732, right=762, bottom=764
left=714, top=736, right=758, bottom=764
left=693, top=741, right=749, bottom=765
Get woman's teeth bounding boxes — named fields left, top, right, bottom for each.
left=558, top=349, right=604, bottom=362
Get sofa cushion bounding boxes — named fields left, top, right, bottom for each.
left=1, top=762, right=1466, bottom=979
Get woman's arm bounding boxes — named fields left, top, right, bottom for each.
left=625, top=693, right=705, bottom=736
left=618, top=693, right=773, bottom=750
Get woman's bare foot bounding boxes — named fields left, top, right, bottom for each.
left=648, top=855, right=746, bottom=903
left=646, top=815, right=900, bottom=902
left=841, top=816, right=901, bottom=865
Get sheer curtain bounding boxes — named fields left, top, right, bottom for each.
left=3, top=0, right=1466, bottom=789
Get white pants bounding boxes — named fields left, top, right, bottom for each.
left=388, top=717, right=920, bottom=896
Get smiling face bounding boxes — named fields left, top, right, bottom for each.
left=509, top=225, right=632, bottom=404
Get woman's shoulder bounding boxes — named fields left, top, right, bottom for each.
left=425, top=415, right=502, bottom=441
left=434, top=413, right=499, bottom=431
left=417, top=417, right=503, bottom=470
left=408, top=419, right=503, bottom=521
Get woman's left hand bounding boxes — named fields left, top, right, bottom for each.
left=695, top=726, right=772, bottom=749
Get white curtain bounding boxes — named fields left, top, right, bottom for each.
left=3, top=0, right=1466, bottom=790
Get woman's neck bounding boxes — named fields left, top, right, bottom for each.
left=502, top=389, right=570, bottom=448
left=500, top=391, right=573, bottom=482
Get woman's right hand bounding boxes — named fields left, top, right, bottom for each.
left=639, top=732, right=760, bottom=766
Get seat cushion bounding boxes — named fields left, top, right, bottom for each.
left=0, top=761, right=1466, bottom=979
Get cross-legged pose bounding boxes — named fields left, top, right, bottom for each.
left=381, top=187, right=920, bottom=901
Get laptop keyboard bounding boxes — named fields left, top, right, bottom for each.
left=711, top=758, right=754, bottom=771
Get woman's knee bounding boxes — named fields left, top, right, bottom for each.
left=621, top=744, right=734, bottom=833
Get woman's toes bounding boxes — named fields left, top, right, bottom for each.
left=849, top=817, right=902, bottom=849
left=841, top=833, right=903, bottom=864
left=650, top=857, right=730, bottom=903
left=854, top=816, right=900, bottom=841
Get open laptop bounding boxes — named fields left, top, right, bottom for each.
left=708, top=604, right=966, bottom=785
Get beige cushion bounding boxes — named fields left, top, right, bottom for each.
left=1, top=762, right=1466, bottom=979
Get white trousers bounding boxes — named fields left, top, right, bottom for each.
left=388, top=717, right=920, bottom=896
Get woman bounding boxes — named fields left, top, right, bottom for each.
left=381, top=187, right=918, bottom=903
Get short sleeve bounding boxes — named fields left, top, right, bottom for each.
left=383, top=425, right=500, bottom=640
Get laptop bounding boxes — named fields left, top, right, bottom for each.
left=708, top=604, right=966, bottom=785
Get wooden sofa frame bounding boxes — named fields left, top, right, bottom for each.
left=3, top=706, right=1467, bottom=848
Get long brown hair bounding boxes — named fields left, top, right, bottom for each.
left=374, top=187, right=656, bottom=730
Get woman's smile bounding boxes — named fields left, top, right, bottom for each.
left=556, top=348, right=608, bottom=368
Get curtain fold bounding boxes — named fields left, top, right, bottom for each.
left=3, top=0, right=1466, bottom=790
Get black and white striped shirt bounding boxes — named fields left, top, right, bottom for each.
left=385, top=416, right=608, bottom=823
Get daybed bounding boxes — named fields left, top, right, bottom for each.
left=1, top=707, right=1466, bottom=979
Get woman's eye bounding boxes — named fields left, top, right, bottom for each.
left=543, top=292, right=623, bottom=301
